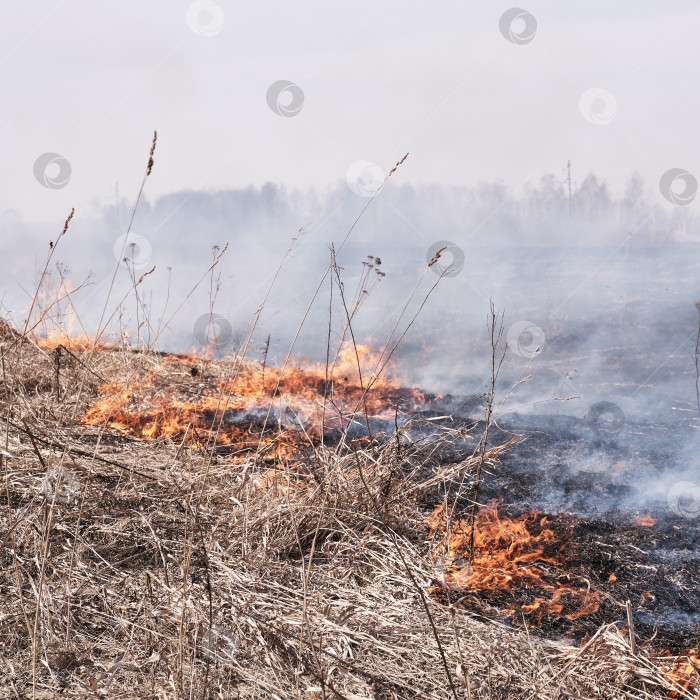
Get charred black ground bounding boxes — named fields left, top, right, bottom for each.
left=409, top=398, right=700, bottom=656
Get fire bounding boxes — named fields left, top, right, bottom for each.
left=36, top=331, right=97, bottom=352
left=32, top=310, right=108, bottom=352
left=631, top=513, right=657, bottom=527
left=81, top=344, right=427, bottom=459
left=662, top=647, right=700, bottom=697
left=26, top=331, right=700, bottom=694
left=428, top=502, right=601, bottom=625
left=25, top=273, right=95, bottom=352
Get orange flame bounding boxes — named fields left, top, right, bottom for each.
left=36, top=332, right=98, bottom=352
left=428, top=502, right=601, bottom=624
left=662, top=647, right=700, bottom=697
left=81, top=344, right=427, bottom=459
left=631, top=513, right=657, bottom=527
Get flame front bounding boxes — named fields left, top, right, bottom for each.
left=428, top=502, right=601, bottom=624
left=37, top=332, right=99, bottom=352
left=81, top=345, right=427, bottom=459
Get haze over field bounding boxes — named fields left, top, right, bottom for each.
left=2, top=0, right=700, bottom=422
left=3, top=1, right=700, bottom=211
left=4, top=7, right=700, bottom=695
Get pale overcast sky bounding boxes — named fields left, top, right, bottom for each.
left=2, top=1, right=700, bottom=223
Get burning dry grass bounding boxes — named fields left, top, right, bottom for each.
left=428, top=503, right=603, bottom=624
left=1, top=337, right=698, bottom=699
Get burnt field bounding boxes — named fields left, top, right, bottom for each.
left=3, top=2, right=700, bottom=696
left=415, top=405, right=700, bottom=655
left=1, top=325, right=700, bottom=698
left=403, top=286, right=700, bottom=660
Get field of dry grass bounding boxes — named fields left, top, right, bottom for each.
left=2, top=138, right=698, bottom=699
left=1, top=330, right=697, bottom=699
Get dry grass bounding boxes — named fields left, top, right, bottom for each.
left=0, top=336, right=695, bottom=700
left=1, top=137, right=696, bottom=698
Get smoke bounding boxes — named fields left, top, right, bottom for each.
left=2, top=171, right=700, bottom=522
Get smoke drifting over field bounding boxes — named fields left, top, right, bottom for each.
left=3, top=170, right=700, bottom=525
left=6, top=6, right=700, bottom=693
left=3, top=173, right=698, bottom=372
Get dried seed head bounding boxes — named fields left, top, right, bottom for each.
left=389, top=152, right=409, bottom=176
left=428, top=246, right=448, bottom=267
left=146, top=130, right=157, bottom=176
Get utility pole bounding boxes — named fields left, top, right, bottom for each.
left=562, top=160, right=575, bottom=217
